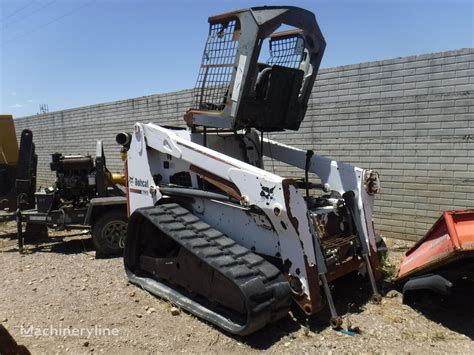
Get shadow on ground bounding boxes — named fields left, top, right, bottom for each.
left=403, top=279, right=474, bottom=340
left=1, top=231, right=94, bottom=255
left=1, top=228, right=125, bottom=261
left=240, top=272, right=377, bottom=350
left=40, top=237, right=94, bottom=254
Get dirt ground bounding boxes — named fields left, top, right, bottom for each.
left=1, top=221, right=473, bottom=354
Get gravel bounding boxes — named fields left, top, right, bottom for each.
left=0, top=222, right=472, bottom=353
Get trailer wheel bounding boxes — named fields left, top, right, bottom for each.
left=92, top=211, right=127, bottom=255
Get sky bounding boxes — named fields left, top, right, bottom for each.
left=0, top=0, right=473, bottom=117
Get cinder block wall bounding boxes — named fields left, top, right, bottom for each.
left=15, top=48, right=474, bottom=240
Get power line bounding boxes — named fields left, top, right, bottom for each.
left=1, top=1, right=57, bottom=30
left=1, top=0, right=96, bottom=47
left=2, top=0, right=36, bottom=22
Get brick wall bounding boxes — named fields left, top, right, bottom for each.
left=15, top=48, right=474, bottom=240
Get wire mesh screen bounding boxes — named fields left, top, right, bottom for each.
left=267, top=35, right=304, bottom=69
left=193, top=20, right=239, bottom=111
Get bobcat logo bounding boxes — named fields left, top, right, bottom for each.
left=128, top=176, right=149, bottom=188
left=260, top=183, right=276, bottom=200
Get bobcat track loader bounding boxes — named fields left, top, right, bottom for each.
left=118, top=6, right=383, bottom=335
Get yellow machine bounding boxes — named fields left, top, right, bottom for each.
left=0, top=115, right=19, bottom=166
left=0, top=114, right=37, bottom=212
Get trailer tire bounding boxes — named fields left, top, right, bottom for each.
left=92, top=211, right=127, bottom=255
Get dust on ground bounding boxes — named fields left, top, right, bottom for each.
left=1, top=221, right=473, bottom=354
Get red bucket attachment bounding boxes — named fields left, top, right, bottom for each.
left=397, top=210, right=474, bottom=281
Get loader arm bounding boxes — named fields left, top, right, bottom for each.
left=261, top=138, right=379, bottom=255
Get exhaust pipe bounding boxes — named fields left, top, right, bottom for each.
left=116, top=132, right=131, bottom=147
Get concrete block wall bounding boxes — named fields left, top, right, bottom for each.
left=15, top=48, right=474, bottom=240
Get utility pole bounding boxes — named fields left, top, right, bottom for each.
left=39, top=103, right=49, bottom=114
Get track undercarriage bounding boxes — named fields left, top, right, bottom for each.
left=125, top=203, right=291, bottom=335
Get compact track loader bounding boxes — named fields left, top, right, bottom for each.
left=119, top=6, right=383, bottom=335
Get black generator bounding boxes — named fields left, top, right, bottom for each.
left=50, top=153, right=98, bottom=206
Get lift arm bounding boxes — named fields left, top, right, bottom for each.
left=261, top=137, right=380, bottom=254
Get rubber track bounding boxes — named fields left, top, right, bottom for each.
left=127, top=203, right=291, bottom=335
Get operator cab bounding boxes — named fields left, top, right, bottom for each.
left=184, top=6, right=326, bottom=132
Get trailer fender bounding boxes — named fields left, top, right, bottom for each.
left=84, top=196, right=127, bottom=225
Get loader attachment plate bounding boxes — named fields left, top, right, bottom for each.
left=124, top=203, right=291, bottom=336
left=397, top=210, right=474, bottom=289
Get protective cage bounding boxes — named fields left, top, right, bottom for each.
left=185, top=6, right=326, bottom=132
